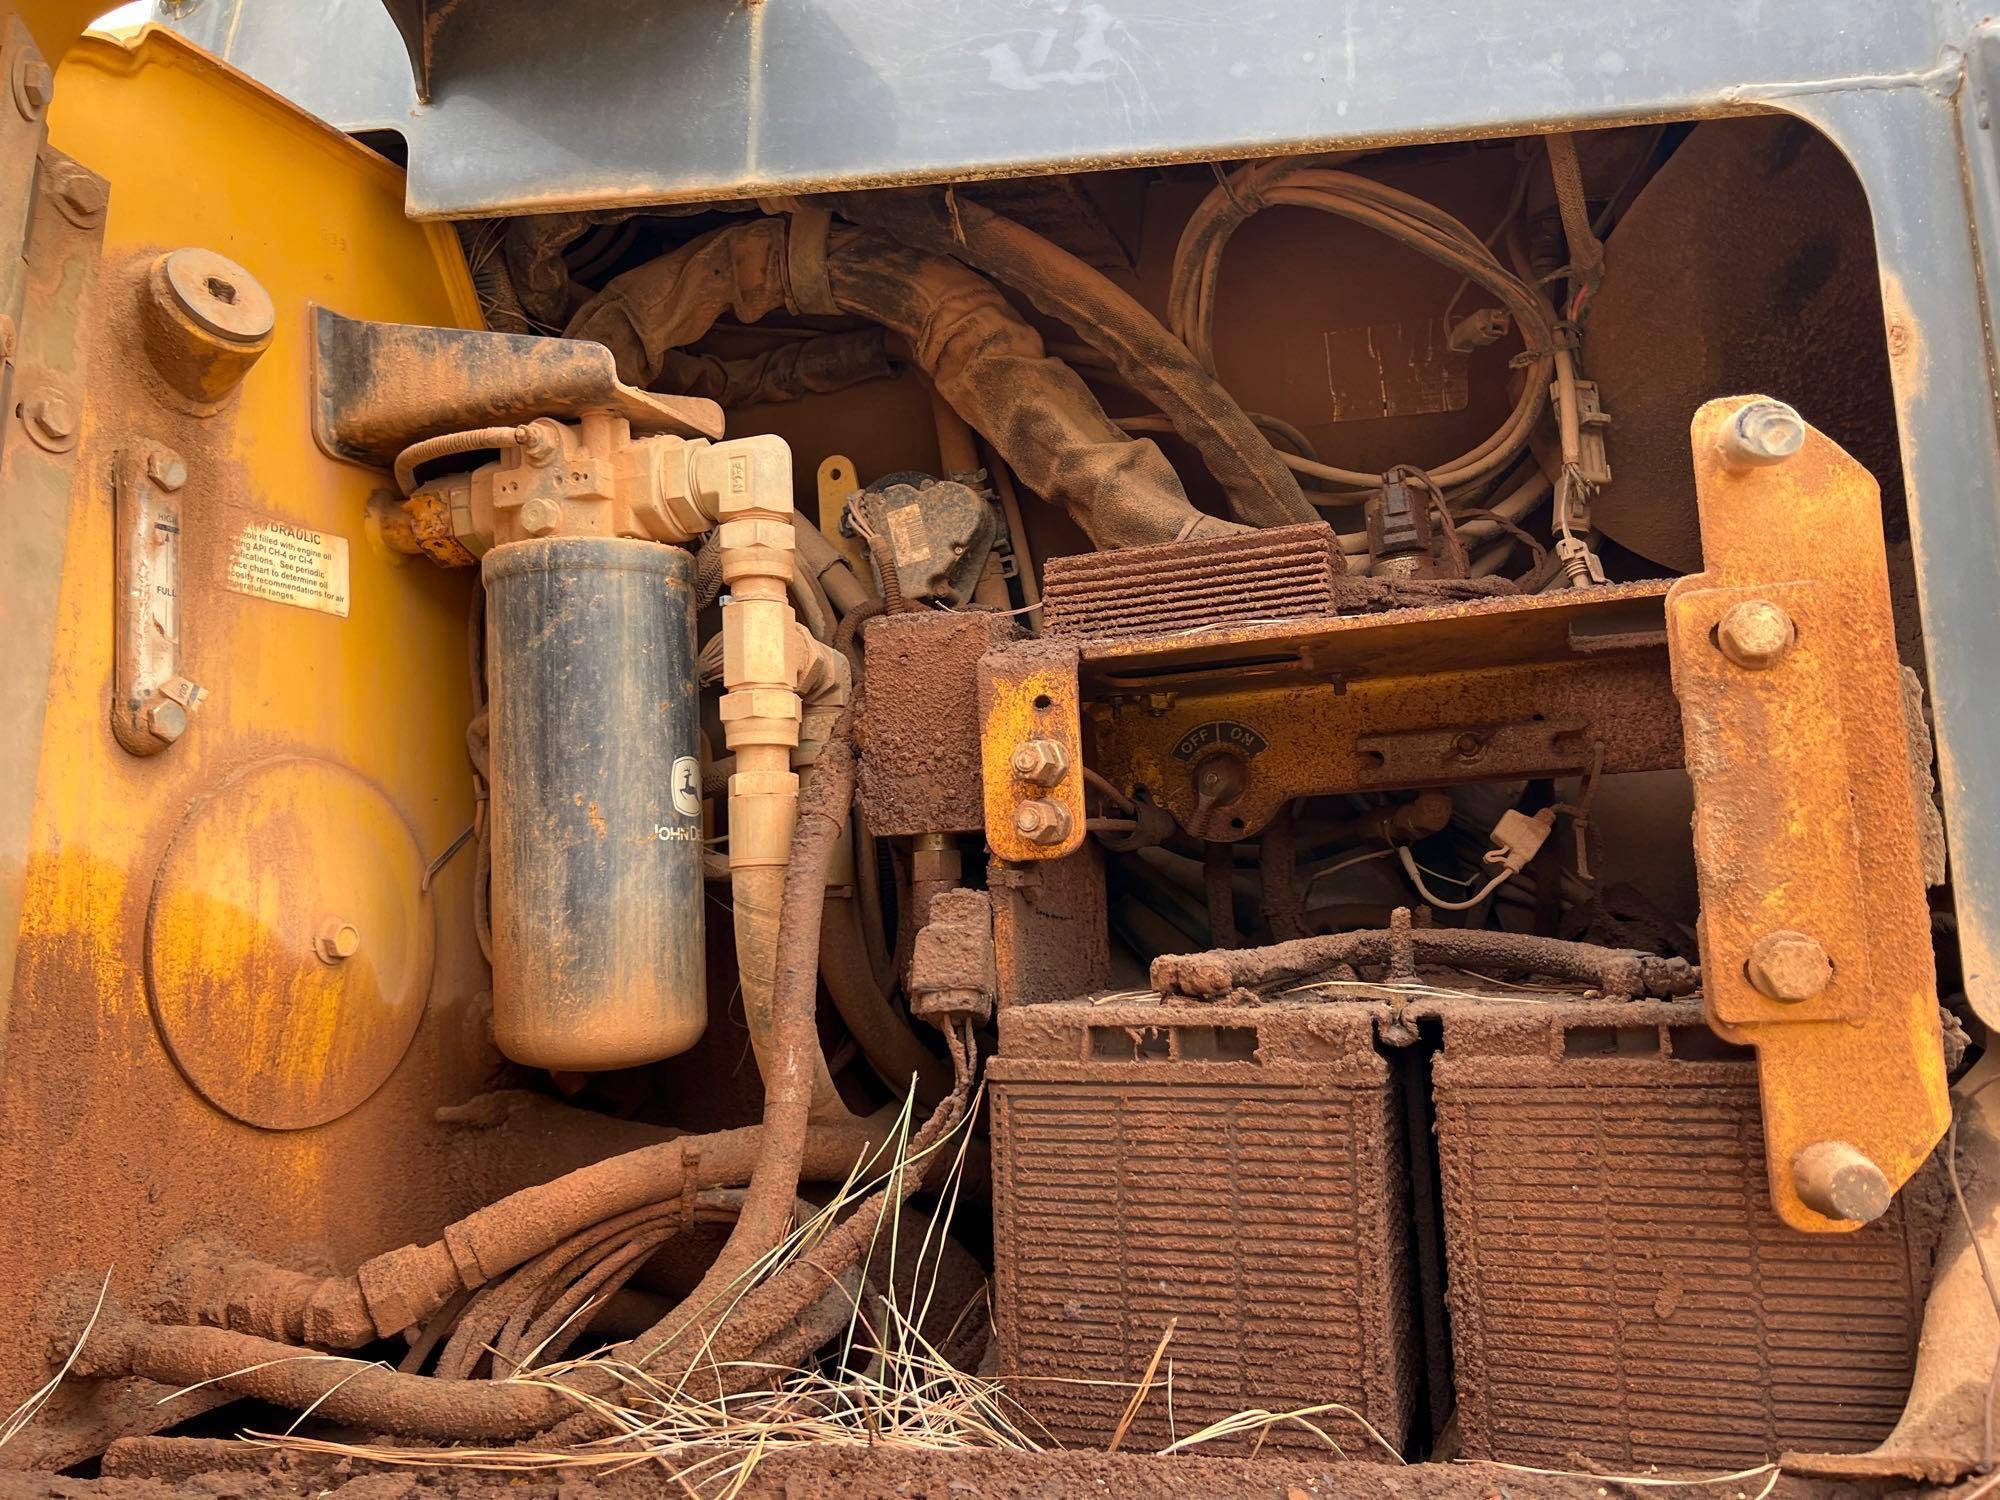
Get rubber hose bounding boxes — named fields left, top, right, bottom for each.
left=834, top=192, right=1315, bottom=530
left=565, top=216, right=1231, bottom=551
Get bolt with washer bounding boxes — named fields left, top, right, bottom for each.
left=315, top=919, right=362, bottom=964
left=26, top=390, right=74, bottom=445
left=52, top=167, right=107, bottom=224
left=1013, top=799, right=1071, bottom=845
left=1745, top=929, right=1831, bottom=1002
left=1719, top=400, right=1805, bottom=469
left=1715, top=599, right=1795, bottom=670
left=14, top=57, right=51, bottom=120
left=517, top=497, right=563, bottom=537
left=1009, top=737, right=1069, bottom=787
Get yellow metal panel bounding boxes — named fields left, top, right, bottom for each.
left=1668, top=396, right=1949, bottom=1231
left=0, top=26, right=492, bottom=1434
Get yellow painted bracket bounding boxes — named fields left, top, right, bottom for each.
left=1669, top=396, right=1949, bottom=1231
left=979, top=641, right=1085, bottom=863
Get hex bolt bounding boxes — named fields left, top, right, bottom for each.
left=1009, top=737, right=1069, bottom=787
left=1715, top=599, right=1795, bottom=670
left=1745, top=929, right=1832, bottom=1003
left=145, top=448, right=187, bottom=492
left=315, top=919, right=362, bottom=965
left=1013, top=799, right=1071, bottom=845
left=25, top=390, right=74, bottom=444
left=517, top=497, right=563, bottom=537
left=14, top=57, right=51, bottom=120
left=143, top=699, right=188, bottom=745
left=53, top=168, right=107, bottom=224
left=1719, top=399, right=1805, bottom=468
left=1792, top=1139, right=1891, bottom=1223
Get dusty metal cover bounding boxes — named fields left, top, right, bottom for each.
left=145, top=757, right=435, bottom=1130
left=1041, top=523, right=1339, bottom=643
left=1585, top=117, right=1898, bottom=572
left=1433, top=1000, right=1942, bottom=1468
left=991, top=999, right=1416, bottom=1456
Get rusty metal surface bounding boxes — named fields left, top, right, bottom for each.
left=1040, top=522, right=1339, bottom=643
left=0, top=145, right=98, bottom=1073
left=1667, top=397, right=1948, bottom=1230
left=309, top=307, right=722, bottom=467
left=856, top=610, right=1018, bottom=838
left=980, top=638, right=1086, bottom=863
left=1433, top=998, right=1944, bottom=1468
left=989, top=845, right=1109, bottom=1008
left=1080, top=585, right=1679, bottom=840
left=992, top=997, right=1415, bottom=1456
left=1588, top=118, right=1900, bottom=573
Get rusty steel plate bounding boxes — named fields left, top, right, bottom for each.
left=979, top=640, right=1085, bottom=863
left=145, top=756, right=435, bottom=1130
left=1668, top=396, right=1948, bottom=1232
left=1083, top=585, right=1681, bottom=838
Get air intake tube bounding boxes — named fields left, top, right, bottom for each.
left=483, top=536, right=705, bottom=1070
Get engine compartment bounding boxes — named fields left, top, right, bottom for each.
left=1, top=68, right=1987, bottom=1493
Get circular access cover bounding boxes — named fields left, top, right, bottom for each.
left=146, top=757, right=434, bottom=1130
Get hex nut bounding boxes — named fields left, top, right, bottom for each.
left=315, top=919, right=362, bottom=964
left=143, top=700, right=189, bottom=745
left=1715, top=600, right=1795, bottom=670
left=1009, top=737, right=1069, bottom=787
left=146, top=449, right=187, bottom=492
left=52, top=166, right=107, bottom=224
left=517, top=497, right=563, bottom=537
left=1792, top=1139, right=1891, bottom=1223
left=25, top=390, right=74, bottom=444
left=1745, top=929, right=1832, bottom=1003
left=1719, top=399, right=1806, bottom=468
left=1013, top=799, right=1071, bottom=845
left=14, top=56, right=51, bottom=120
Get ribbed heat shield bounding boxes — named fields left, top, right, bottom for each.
left=1433, top=1001, right=1943, bottom=1469
left=990, top=1000, right=1417, bottom=1457
left=1040, top=522, right=1340, bottom=642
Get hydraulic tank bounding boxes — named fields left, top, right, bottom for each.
left=484, top=536, right=705, bottom=1070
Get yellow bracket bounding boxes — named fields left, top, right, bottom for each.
left=980, top=641, right=1085, bottom=863
left=1670, top=395, right=1949, bottom=1231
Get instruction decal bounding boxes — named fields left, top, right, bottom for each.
left=225, top=517, right=350, bottom=618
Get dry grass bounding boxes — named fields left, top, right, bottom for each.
left=238, top=1087, right=1050, bottom=1496
left=0, top=1270, right=109, bottom=1451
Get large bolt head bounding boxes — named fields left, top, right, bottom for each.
left=15, top=57, right=51, bottom=119
left=1746, top=929, right=1831, bottom=1002
left=315, top=919, right=362, bottom=964
left=1714, top=599, right=1794, bottom=670
left=1012, top=799, right=1071, bottom=845
left=1008, top=737, right=1069, bottom=787
left=517, top=497, right=563, bottom=537
left=1720, top=400, right=1806, bottom=468
left=1793, top=1139, right=1891, bottom=1223
left=143, top=699, right=188, bottom=745
left=146, top=449, right=187, bottom=492
left=27, top=390, right=74, bottom=442
left=53, top=167, right=107, bottom=223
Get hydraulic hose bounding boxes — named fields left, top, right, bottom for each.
left=834, top=191, right=1316, bottom=530
left=566, top=216, right=1233, bottom=550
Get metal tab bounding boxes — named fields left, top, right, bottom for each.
left=1668, top=395, right=1949, bottom=1232
left=979, top=640, right=1085, bottom=862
